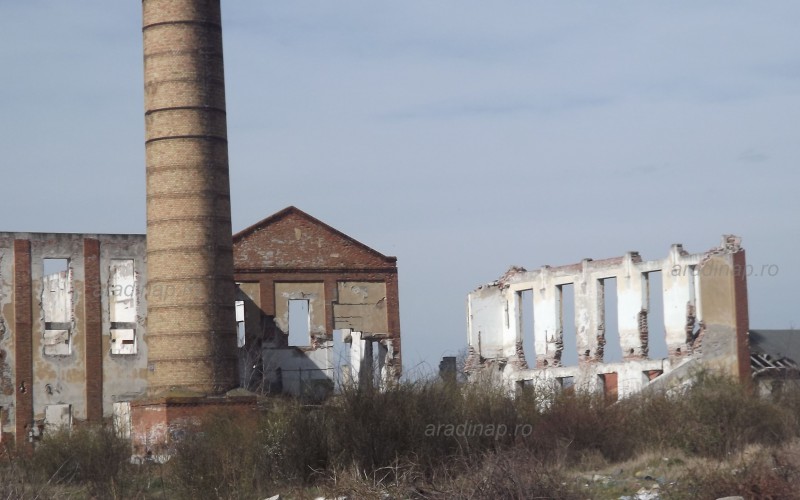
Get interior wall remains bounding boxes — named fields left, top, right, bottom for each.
left=231, top=207, right=402, bottom=398
left=466, top=236, right=749, bottom=397
left=234, top=274, right=399, bottom=398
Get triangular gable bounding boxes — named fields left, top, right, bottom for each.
left=233, top=206, right=396, bottom=270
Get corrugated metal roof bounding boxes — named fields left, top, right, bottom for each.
left=749, top=330, right=800, bottom=377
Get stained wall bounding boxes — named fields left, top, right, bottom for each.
left=466, top=236, right=750, bottom=397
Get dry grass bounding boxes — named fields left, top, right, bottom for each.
left=659, top=442, right=800, bottom=500
left=4, top=373, right=800, bottom=499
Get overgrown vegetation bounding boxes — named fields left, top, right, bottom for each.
left=3, top=373, right=800, bottom=499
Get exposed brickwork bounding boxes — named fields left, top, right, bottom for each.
left=468, top=236, right=752, bottom=397
left=13, top=240, right=32, bottom=455
left=234, top=207, right=397, bottom=271
left=82, top=239, right=103, bottom=422
left=0, top=234, right=148, bottom=451
left=732, top=249, right=751, bottom=382
left=323, top=278, right=337, bottom=333
left=259, top=279, right=276, bottom=317
left=636, top=309, right=649, bottom=360
left=233, top=207, right=402, bottom=377
left=385, top=272, right=402, bottom=368
left=684, top=303, right=697, bottom=348
left=130, top=395, right=257, bottom=457
left=463, top=345, right=481, bottom=374
left=143, top=0, right=237, bottom=395
left=513, top=340, right=528, bottom=369
left=602, top=372, right=618, bottom=401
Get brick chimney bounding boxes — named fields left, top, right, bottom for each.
left=142, top=0, right=237, bottom=394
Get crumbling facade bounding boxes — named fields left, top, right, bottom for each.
left=233, top=207, right=402, bottom=398
left=466, top=236, right=750, bottom=398
left=0, top=233, right=148, bottom=445
left=0, top=207, right=401, bottom=449
left=1, top=0, right=403, bottom=454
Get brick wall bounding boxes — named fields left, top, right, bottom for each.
left=233, top=207, right=402, bottom=377
left=143, top=0, right=237, bottom=395
left=13, top=240, right=32, bottom=454
left=83, top=239, right=103, bottom=422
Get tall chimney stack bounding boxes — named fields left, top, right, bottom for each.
left=142, top=0, right=237, bottom=394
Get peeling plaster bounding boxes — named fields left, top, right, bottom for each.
left=1, top=207, right=402, bottom=445
left=466, top=236, right=750, bottom=398
left=0, top=233, right=148, bottom=436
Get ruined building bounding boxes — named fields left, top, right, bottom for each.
left=0, top=207, right=401, bottom=448
left=233, top=208, right=401, bottom=397
left=0, top=0, right=402, bottom=451
left=466, top=236, right=750, bottom=398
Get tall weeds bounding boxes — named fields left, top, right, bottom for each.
left=8, top=373, right=800, bottom=498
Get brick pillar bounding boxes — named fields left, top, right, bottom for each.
left=143, top=0, right=237, bottom=394
left=385, top=271, right=402, bottom=378
left=13, top=240, right=33, bottom=453
left=697, top=236, right=750, bottom=381
left=260, top=278, right=275, bottom=317
left=323, top=278, right=337, bottom=334
left=732, top=249, right=751, bottom=382
left=83, top=239, right=103, bottom=422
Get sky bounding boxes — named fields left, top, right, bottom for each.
left=1, top=2, right=798, bottom=376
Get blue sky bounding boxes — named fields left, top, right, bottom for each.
left=1, top=2, right=798, bottom=374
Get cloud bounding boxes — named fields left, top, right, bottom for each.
left=738, top=149, right=770, bottom=163
left=376, top=95, right=613, bottom=122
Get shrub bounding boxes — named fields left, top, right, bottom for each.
left=168, top=410, right=266, bottom=499
left=30, top=424, right=131, bottom=498
left=526, top=390, right=633, bottom=464
left=672, top=374, right=793, bottom=458
left=325, top=379, right=466, bottom=477
left=12, top=372, right=795, bottom=497
left=432, top=447, right=582, bottom=500
left=258, top=399, right=329, bottom=483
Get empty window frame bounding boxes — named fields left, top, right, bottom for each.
left=288, top=299, right=311, bottom=346
left=42, top=259, right=72, bottom=356
left=558, top=284, right=578, bottom=366
left=44, top=404, right=72, bottom=433
left=112, top=402, right=131, bottom=439
left=645, top=271, right=668, bottom=359
left=519, top=289, right=535, bottom=360
left=235, top=299, right=246, bottom=348
left=598, top=372, right=619, bottom=401
left=109, top=260, right=137, bottom=355
left=332, top=329, right=350, bottom=390
left=601, top=278, right=623, bottom=363
left=373, top=340, right=387, bottom=388
left=557, top=376, right=575, bottom=392
left=687, top=265, right=700, bottom=343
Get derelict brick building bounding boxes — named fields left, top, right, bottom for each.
left=0, top=207, right=401, bottom=449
